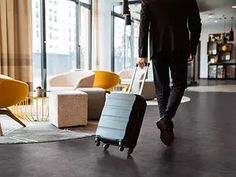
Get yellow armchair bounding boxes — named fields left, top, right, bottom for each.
left=0, top=75, right=28, bottom=136
left=93, top=70, right=120, bottom=91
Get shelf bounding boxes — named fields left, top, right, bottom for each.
left=208, top=63, right=236, bottom=80
left=207, top=33, right=235, bottom=80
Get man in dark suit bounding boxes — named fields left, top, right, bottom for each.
left=138, top=0, right=201, bottom=146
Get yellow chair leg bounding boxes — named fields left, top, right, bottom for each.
left=0, top=109, right=26, bottom=127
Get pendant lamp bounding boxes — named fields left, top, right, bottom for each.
left=229, top=17, right=234, bottom=41
left=125, top=11, right=131, bottom=26
left=123, top=0, right=129, bottom=16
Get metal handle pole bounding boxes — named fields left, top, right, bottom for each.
left=139, top=63, right=150, bottom=95
left=128, top=63, right=150, bottom=95
left=127, top=64, right=139, bottom=94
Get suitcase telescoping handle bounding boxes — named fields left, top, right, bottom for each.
left=128, top=62, right=150, bottom=95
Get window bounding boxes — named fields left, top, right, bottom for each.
left=114, top=17, right=125, bottom=72
left=36, top=1, right=39, bottom=8
left=113, top=16, right=140, bottom=72
left=36, top=31, right=39, bottom=38
left=112, top=3, right=141, bottom=72
left=32, top=0, right=92, bottom=90
left=45, top=0, right=77, bottom=78
left=36, top=11, right=39, bottom=18
left=80, top=5, right=91, bottom=69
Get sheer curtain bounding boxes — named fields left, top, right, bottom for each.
left=0, top=0, right=32, bottom=90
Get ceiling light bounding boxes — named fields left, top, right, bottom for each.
left=208, top=13, right=214, bottom=18
left=214, top=20, right=218, bottom=23
left=232, top=5, right=236, bottom=9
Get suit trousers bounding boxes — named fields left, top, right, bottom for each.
left=152, top=52, right=188, bottom=120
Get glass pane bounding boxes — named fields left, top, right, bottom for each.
left=114, top=17, right=140, bottom=72
left=114, top=17, right=125, bottom=72
left=114, top=5, right=122, bottom=14
left=208, top=65, right=217, bottom=79
left=125, top=21, right=140, bottom=69
left=46, top=0, right=76, bottom=78
left=32, top=0, right=42, bottom=89
left=125, top=26, right=132, bottom=68
left=226, top=65, right=236, bottom=79
left=129, top=3, right=141, bottom=20
left=80, top=6, right=90, bottom=69
left=80, top=0, right=91, bottom=4
left=217, top=65, right=225, bottom=79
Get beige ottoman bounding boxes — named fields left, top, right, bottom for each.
left=131, top=79, right=156, bottom=100
left=49, top=90, right=88, bottom=128
left=77, top=88, right=106, bottom=120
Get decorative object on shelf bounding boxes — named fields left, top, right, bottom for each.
left=221, top=32, right=228, bottom=44
left=123, top=0, right=129, bottom=16
left=207, top=41, right=217, bottom=55
left=229, top=17, right=234, bottom=41
left=208, top=55, right=218, bottom=64
left=36, top=86, right=43, bottom=97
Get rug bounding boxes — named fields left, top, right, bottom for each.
left=1, top=96, right=191, bottom=144
left=0, top=116, right=96, bottom=144
left=147, top=96, right=191, bottom=106
left=187, top=85, right=236, bottom=93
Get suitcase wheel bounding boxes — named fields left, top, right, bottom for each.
left=103, top=144, right=110, bottom=150
left=119, top=146, right=124, bottom=152
left=127, top=148, right=134, bottom=155
left=96, top=141, right=100, bottom=146
left=95, top=137, right=100, bottom=146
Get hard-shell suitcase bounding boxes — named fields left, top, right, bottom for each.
left=95, top=63, right=149, bottom=155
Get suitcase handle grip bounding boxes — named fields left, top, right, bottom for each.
left=128, top=62, right=150, bottom=95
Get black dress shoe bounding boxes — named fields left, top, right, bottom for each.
left=156, top=116, right=174, bottom=146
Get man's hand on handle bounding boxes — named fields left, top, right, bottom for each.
left=137, top=57, right=148, bottom=68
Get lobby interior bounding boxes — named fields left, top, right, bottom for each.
left=0, top=0, right=236, bottom=177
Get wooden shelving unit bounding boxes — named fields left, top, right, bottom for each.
left=207, top=33, right=236, bottom=80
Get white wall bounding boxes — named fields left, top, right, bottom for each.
left=200, top=24, right=236, bottom=78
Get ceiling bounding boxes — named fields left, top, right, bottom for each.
left=114, top=0, right=236, bottom=26
left=198, top=0, right=236, bottom=26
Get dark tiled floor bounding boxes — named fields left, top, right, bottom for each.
left=0, top=91, right=236, bottom=177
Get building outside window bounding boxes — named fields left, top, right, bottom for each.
left=32, top=0, right=92, bottom=89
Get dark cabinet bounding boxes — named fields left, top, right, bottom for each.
left=208, top=63, right=236, bottom=80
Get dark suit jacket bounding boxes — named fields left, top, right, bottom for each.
left=139, top=0, right=202, bottom=58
